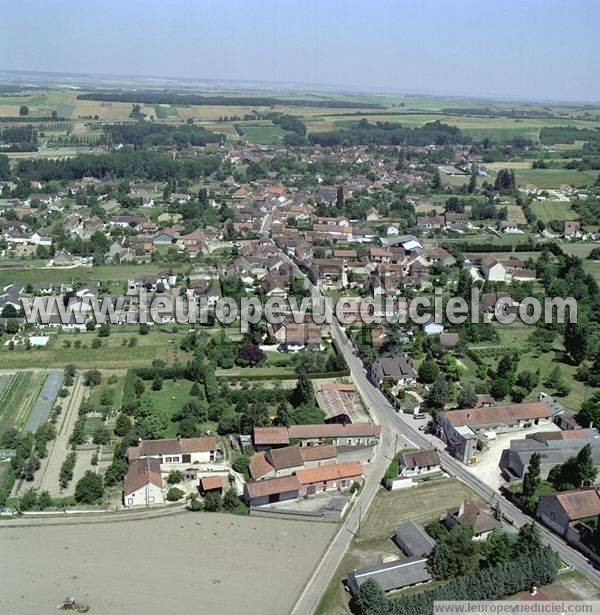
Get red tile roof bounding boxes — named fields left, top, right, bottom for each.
left=253, top=427, right=290, bottom=446
left=123, top=458, right=162, bottom=496
left=200, top=476, right=224, bottom=491
left=245, top=475, right=301, bottom=499
left=288, top=423, right=380, bottom=439
left=439, top=402, right=556, bottom=428
left=249, top=452, right=275, bottom=480
left=295, top=461, right=363, bottom=485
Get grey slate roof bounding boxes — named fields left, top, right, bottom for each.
left=348, top=555, right=431, bottom=594
left=394, top=521, right=437, bottom=557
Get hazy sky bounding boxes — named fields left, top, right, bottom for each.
left=1, top=0, right=599, bottom=102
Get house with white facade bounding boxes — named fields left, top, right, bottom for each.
left=123, top=458, right=164, bottom=508
left=127, top=437, right=218, bottom=464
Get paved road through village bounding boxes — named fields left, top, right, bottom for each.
left=276, top=245, right=600, bottom=615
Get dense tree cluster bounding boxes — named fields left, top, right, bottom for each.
left=308, top=120, right=467, bottom=147
left=16, top=149, right=221, bottom=182
left=103, top=122, right=225, bottom=148
left=357, top=540, right=557, bottom=615
left=77, top=91, right=383, bottom=109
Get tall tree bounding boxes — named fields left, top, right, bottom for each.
left=522, top=452, right=541, bottom=497
left=427, top=373, right=451, bottom=409
left=467, top=171, right=477, bottom=193
left=514, top=523, right=541, bottom=557
left=336, top=185, right=344, bottom=209
left=457, top=382, right=478, bottom=409
left=355, top=578, right=388, bottom=615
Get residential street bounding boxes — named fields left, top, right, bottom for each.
left=279, top=246, right=600, bottom=615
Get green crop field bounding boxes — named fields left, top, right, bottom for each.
left=55, top=103, right=75, bottom=118
left=0, top=262, right=186, bottom=289
left=0, top=371, right=46, bottom=434
left=154, top=104, right=180, bottom=119
left=237, top=123, right=288, bottom=144
left=531, top=200, right=578, bottom=222
left=0, top=331, right=193, bottom=369
left=513, top=169, right=599, bottom=189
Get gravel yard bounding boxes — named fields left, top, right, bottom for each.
left=468, top=423, right=561, bottom=489
left=0, top=512, right=335, bottom=615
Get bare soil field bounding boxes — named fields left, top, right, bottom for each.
left=0, top=512, right=335, bottom=615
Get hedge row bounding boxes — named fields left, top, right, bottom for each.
left=216, top=369, right=350, bottom=382
left=385, top=547, right=557, bottom=615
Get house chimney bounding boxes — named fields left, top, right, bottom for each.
left=531, top=587, right=538, bottom=596
left=458, top=502, right=465, bottom=517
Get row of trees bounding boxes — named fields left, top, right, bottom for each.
left=357, top=530, right=557, bottom=615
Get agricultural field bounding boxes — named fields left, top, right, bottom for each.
left=0, top=513, right=336, bottom=615
left=0, top=262, right=179, bottom=289
left=0, top=371, right=60, bottom=435
left=531, top=200, right=578, bottom=223
left=513, top=169, right=599, bottom=189
left=235, top=122, right=289, bottom=144
left=153, top=104, right=180, bottom=119
left=0, top=331, right=192, bottom=369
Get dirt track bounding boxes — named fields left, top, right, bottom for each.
left=0, top=512, right=335, bottom=615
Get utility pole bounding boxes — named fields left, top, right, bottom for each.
left=357, top=505, right=362, bottom=537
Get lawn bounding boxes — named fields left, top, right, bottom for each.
left=87, top=374, right=125, bottom=412
left=583, top=260, right=600, bottom=283
left=146, top=379, right=218, bottom=437
left=0, top=262, right=188, bottom=289
left=493, top=324, right=588, bottom=411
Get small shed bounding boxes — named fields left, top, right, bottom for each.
left=200, top=476, right=225, bottom=495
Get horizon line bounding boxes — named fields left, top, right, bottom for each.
left=1, top=67, right=599, bottom=107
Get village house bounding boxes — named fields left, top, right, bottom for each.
left=248, top=445, right=338, bottom=480
left=307, top=259, right=346, bottom=289
left=123, top=458, right=164, bottom=508
left=564, top=221, right=581, bottom=239
left=295, top=460, right=363, bottom=495
left=199, top=476, right=225, bottom=496
left=366, top=207, right=380, bottom=221
left=444, top=502, right=501, bottom=540
left=283, top=323, right=322, bottom=351
left=537, top=487, right=600, bottom=538
left=370, top=356, right=416, bottom=389
left=252, top=423, right=380, bottom=449
left=127, top=437, right=218, bottom=465
left=481, top=256, right=506, bottom=282
left=398, top=449, right=442, bottom=477
left=243, top=475, right=302, bottom=507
